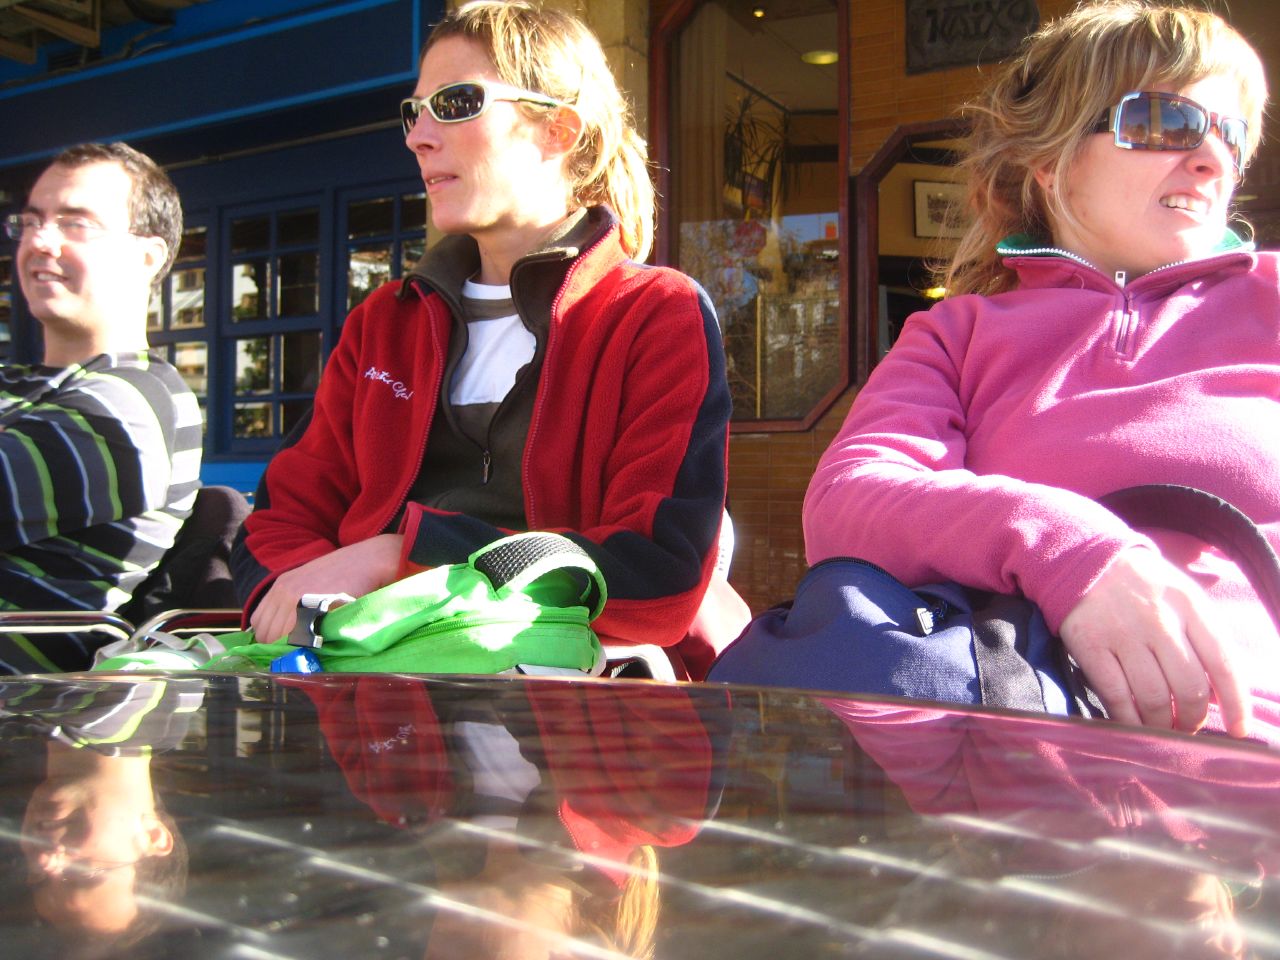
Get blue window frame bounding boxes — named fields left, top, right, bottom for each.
left=138, top=175, right=431, bottom=463
left=215, top=198, right=330, bottom=455
left=148, top=222, right=212, bottom=435
left=339, top=184, right=429, bottom=316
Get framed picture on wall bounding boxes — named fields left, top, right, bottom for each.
left=913, top=180, right=969, bottom=239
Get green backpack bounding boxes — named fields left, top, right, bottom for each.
left=92, top=533, right=607, bottom=675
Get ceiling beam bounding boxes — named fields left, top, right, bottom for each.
left=0, top=32, right=36, bottom=63
left=33, top=0, right=95, bottom=14
left=10, top=0, right=101, bottom=48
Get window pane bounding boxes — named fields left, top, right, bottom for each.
left=281, top=399, right=311, bottom=436
left=232, top=260, right=270, bottom=321
left=234, top=337, right=272, bottom=394
left=146, top=289, right=163, bottom=331
left=348, top=197, right=394, bottom=239
left=758, top=286, right=840, bottom=419
left=233, top=402, right=272, bottom=439
left=172, top=340, right=208, bottom=396
left=278, top=208, right=320, bottom=246
left=402, top=239, right=425, bottom=276
left=176, top=226, right=207, bottom=262
left=170, top=268, right=206, bottom=328
left=230, top=216, right=269, bottom=254
left=281, top=331, right=322, bottom=393
left=349, top=244, right=392, bottom=310
left=0, top=255, right=10, bottom=348
left=279, top=252, right=318, bottom=317
left=400, top=192, right=427, bottom=232
left=671, top=1, right=840, bottom=421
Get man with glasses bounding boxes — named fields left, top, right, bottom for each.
left=0, top=142, right=202, bottom=673
left=8, top=677, right=197, bottom=946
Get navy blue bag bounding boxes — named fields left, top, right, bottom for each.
left=708, top=486, right=1280, bottom=716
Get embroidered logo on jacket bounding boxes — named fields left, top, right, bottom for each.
left=364, top=366, right=414, bottom=400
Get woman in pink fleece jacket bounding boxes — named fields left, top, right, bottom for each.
left=804, top=3, right=1278, bottom=741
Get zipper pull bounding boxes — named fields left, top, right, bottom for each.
left=1114, top=269, right=1127, bottom=288
left=481, top=450, right=491, bottom=484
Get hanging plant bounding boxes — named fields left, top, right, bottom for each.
left=723, top=91, right=791, bottom=219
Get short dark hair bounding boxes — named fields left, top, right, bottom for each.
left=49, top=142, right=184, bottom=281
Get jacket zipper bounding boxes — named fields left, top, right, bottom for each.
left=520, top=230, right=608, bottom=528
left=997, top=248, right=1238, bottom=361
left=1114, top=288, right=1136, bottom=357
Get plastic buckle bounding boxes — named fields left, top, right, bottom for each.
left=286, top=593, right=354, bottom=649
left=269, top=648, right=324, bottom=673
left=287, top=605, right=325, bottom=649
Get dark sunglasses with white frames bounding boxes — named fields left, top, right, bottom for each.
left=400, top=80, right=570, bottom=136
left=1091, top=90, right=1248, bottom=177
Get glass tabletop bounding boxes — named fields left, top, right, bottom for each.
left=1, top=672, right=1276, bottom=959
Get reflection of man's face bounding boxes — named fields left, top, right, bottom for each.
left=20, top=744, right=172, bottom=935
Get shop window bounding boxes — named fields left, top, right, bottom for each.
left=660, top=0, right=847, bottom=429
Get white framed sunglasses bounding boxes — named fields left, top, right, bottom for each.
left=400, top=80, right=568, bottom=136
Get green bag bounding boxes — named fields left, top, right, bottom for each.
left=92, top=533, right=607, bottom=675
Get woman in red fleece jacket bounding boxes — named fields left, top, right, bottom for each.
left=804, top=3, right=1277, bottom=739
left=232, top=1, right=732, bottom=671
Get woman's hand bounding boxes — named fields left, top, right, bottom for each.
left=249, top=534, right=405, bottom=644
left=1059, top=546, right=1251, bottom=738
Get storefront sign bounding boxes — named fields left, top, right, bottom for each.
left=905, top=0, right=1040, bottom=75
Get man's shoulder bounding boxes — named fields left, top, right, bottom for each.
left=82, top=351, right=190, bottom=387
left=16, top=353, right=201, bottom=441
left=0, top=361, right=54, bottom=392
left=76, top=352, right=196, bottom=411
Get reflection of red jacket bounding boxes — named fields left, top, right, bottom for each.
left=235, top=210, right=730, bottom=653
left=825, top=699, right=1280, bottom=875
left=294, top=677, right=721, bottom=887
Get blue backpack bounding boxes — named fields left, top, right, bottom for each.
left=708, top=486, right=1280, bottom=716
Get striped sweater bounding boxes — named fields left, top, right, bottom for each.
left=0, top=676, right=203, bottom=754
left=0, top=352, right=202, bottom=673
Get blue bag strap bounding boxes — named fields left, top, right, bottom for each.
left=970, top=593, right=1052, bottom=713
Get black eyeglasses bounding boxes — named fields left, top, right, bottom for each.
left=400, top=80, right=568, bottom=136
left=1092, top=90, right=1248, bottom=176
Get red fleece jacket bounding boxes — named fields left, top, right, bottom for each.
left=235, top=218, right=730, bottom=650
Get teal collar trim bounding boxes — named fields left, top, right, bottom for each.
left=996, top=227, right=1254, bottom=262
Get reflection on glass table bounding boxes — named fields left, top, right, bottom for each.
left=0, top=673, right=1277, bottom=959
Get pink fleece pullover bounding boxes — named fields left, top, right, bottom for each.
left=804, top=248, right=1280, bottom=738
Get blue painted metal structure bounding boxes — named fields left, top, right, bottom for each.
left=0, top=0, right=444, bottom=493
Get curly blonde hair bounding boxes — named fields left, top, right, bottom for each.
left=943, top=1, right=1267, bottom=297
